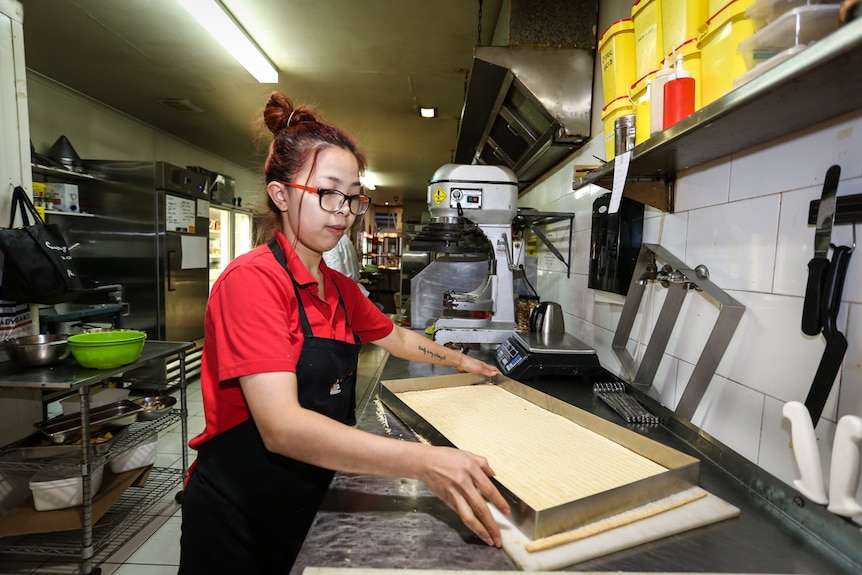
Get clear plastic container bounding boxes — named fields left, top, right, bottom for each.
left=733, top=44, right=808, bottom=87
left=738, top=5, right=842, bottom=68
left=745, top=0, right=834, bottom=30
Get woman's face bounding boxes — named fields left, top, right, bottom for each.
left=268, top=146, right=362, bottom=257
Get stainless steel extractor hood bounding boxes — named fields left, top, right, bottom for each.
left=455, top=0, right=597, bottom=189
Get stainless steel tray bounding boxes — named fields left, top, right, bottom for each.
left=17, top=431, right=115, bottom=459
left=34, top=400, right=142, bottom=444
left=380, top=373, right=701, bottom=540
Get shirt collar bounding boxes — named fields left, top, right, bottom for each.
left=274, top=231, right=318, bottom=289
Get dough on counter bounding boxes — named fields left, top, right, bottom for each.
left=395, top=384, right=667, bottom=510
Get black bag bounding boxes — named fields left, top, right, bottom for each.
left=0, top=186, right=83, bottom=304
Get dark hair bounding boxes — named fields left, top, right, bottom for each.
left=255, top=92, right=367, bottom=245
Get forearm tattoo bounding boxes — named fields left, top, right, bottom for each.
left=418, top=345, right=447, bottom=363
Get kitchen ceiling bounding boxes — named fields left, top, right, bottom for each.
left=20, top=0, right=505, bottom=208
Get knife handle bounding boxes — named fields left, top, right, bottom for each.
left=802, top=257, right=830, bottom=335
left=805, top=245, right=852, bottom=426
left=821, top=245, right=852, bottom=337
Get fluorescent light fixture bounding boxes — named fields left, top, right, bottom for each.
left=361, top=173, right=377, bottom=191
left=177, top=0, right=278, bottom=83
left=419, top=107, right=437, bottom=118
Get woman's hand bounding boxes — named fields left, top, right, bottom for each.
left=457, top=353, right=500, bottom=377
left=416, top=445, right=511, bottom=547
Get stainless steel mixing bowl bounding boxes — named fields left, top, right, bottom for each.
left=3, top=333, right=71, bottom=367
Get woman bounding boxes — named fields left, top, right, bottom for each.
left=179, top=92, right=511, bottom=574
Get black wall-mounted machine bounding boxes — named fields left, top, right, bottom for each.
left=588, top=193, right=644, bottom=296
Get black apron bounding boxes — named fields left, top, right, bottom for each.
left=179, top=240, right=362, bottom=575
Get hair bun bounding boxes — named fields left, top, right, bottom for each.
left=263, top=92, right=318, bottom=136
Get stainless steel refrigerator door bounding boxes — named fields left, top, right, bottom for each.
left=160, top=191, right=208, bottom=343
left=47, top=162, right=161, bottom=337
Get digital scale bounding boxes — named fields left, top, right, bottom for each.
left=495, top=331, right=602, bottom=380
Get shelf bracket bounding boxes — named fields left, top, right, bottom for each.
left=574, top=167, right=675, bottom=213
left=623, top=176, right=675, bottom=213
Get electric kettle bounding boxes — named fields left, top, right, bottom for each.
left=529, top=302, right=565, bottom=336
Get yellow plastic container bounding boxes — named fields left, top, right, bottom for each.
left=661, top=37, right=703, bottom=111
left=599, top=19, right=636, bottom=106
left=698, top=0, right=757, bottom=106
left=631, top=0, right=663, bottom=83
left=661, top=0, right=709, bottom=60
left=631, top=72, right=655, bottom=145
left=602, top=96, right=636, bottom=161
left=709, top=0, right=729, bottom=17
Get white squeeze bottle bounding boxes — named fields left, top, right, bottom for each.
left=650, top=58, right=674, bottom=136
left=635, top=79, right=651, bottom=146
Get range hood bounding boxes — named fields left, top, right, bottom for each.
left=455, top=1, right=597, bottom=189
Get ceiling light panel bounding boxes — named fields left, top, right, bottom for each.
left=176, top=0, right=278, bottom=83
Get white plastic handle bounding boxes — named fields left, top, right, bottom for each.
left=783, top=401, right=828, bottom=504
left=827, top=415, right=862, bottom=517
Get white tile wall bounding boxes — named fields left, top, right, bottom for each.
left=521, top=99, right=862, bottom=502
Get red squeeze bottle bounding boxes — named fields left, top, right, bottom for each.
left=663, top=77, right=695, bottom=128
left=663, top=52, right=695, bottom=129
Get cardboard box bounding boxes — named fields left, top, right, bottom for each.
left=45, top=182, right=80, bottom=213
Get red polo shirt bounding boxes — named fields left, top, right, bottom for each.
left=189, top=232, right=394, bottom=450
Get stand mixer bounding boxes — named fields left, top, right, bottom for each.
left=409, top=164, right=520, bottom=346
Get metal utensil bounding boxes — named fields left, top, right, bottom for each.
left=802, top=165, right=840, bottom=336
left=593, top=382, right=660, bottom=425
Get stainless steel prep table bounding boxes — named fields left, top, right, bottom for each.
left=0, top=340, right=193, bottom=575
left=291, top=350, right=862, bottom=574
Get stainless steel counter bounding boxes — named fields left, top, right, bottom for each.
left=291, top=350, right=862, bottom=574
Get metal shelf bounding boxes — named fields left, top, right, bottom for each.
left=0, top=341, right=191, bottom=574
left=0, top=412, right=181, bottom=473
left=573, top=19, right=862, bottom=212
left=0, top=466, right=181, bottom=558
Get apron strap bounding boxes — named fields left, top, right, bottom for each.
left=267, top=238, right=359, bottom=343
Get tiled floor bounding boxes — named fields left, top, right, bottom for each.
left=0, top=345, right=389, bottom=574
left=0, top=382, right=205, bottom=575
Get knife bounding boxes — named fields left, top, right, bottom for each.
left=804, top=244, right=852, bottom=426
left=802, top=165, right=840, bottom=336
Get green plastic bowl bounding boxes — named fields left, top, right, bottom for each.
left=68, top=330, right=147, bottom=369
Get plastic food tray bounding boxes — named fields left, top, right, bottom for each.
left=745, top=0, right=832, bottom=30
left=108, top=434, right=158, bottom=473
left=33, top=400, right=142, bottom=444
left=738, top=4, right=842, bottom=69
left=733, top=44, right=808, bottom=87
left=29, top=463, right=105, bottom=511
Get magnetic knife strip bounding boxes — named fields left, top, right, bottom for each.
left=593, top=382, right=660, bottom=425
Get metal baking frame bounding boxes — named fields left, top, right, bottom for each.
left=380, top=372, right=700, bottom=540
left=612, top=243, right=745, bottom=420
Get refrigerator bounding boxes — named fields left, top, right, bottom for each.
left=46, top=161, right=210, bottom=387
left=208, top=204, right=253, bottom=291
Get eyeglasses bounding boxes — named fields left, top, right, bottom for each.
left=281, top=182, right=371, bottom=215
